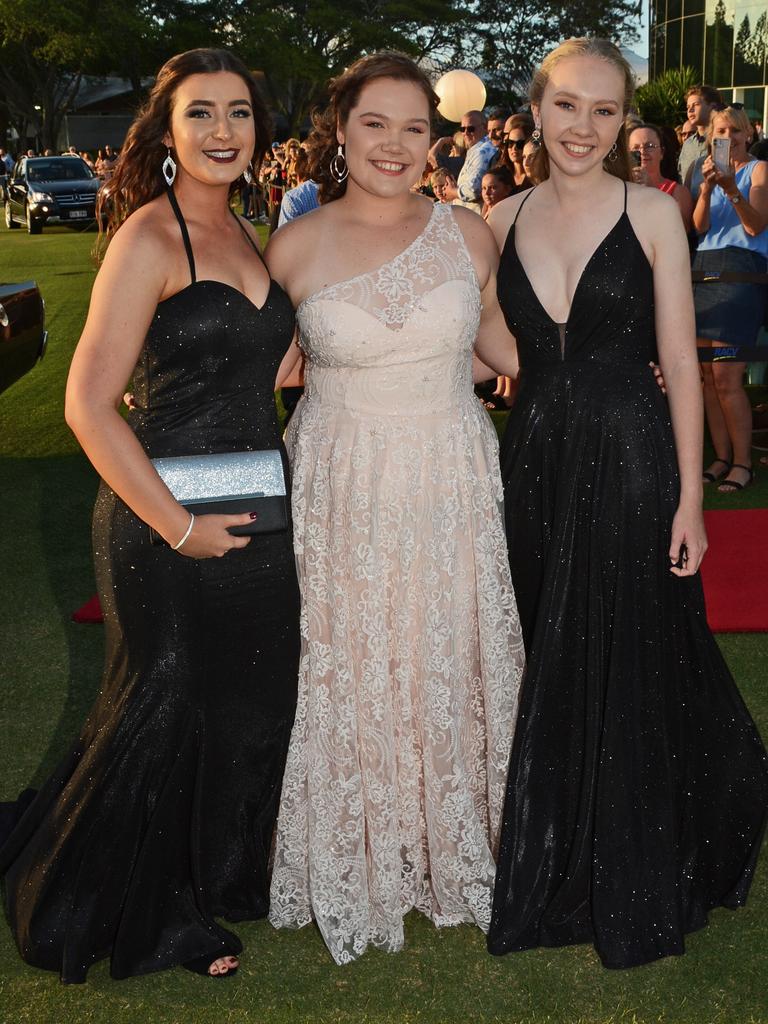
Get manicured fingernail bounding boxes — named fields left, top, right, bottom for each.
left=249, top=512, right=258, bottom=520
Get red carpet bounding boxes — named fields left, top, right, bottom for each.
left=701, top=510, right=768, bottom=632
left=71, top=594, right=103, bottom=624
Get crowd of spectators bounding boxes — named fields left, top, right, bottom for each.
left=3, top=85, right=766, bottom=482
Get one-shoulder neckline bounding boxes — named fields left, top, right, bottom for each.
left=296, top=202, right=441, bottom=313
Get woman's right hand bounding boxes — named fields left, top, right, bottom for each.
left=173, top=512, right=255, bottom=558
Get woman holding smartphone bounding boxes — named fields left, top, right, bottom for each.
left=693, top=104, right=768, bottom=491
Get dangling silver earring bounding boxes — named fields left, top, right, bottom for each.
left=243, top=162, right=254, bottom=184
left=162, top=147, right=177, bottom=186
left=330, top=144, right=348, bottom=183
left=608, top=141, right=618, bottom=162
left=532, top=127, right=542, bottom=142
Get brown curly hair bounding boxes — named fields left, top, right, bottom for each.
left=305, top=52, right=439, bottom=205
left=97, top=48, right=271, bottom=252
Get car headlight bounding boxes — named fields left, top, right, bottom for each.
left=29, top=190, right=54, bottom=203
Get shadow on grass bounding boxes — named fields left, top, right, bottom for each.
left=0, top=454, right=102, bottom=790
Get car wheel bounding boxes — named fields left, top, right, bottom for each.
left=5, top=200, right=18, bottom=229
left=26, top=206, right=42, bottom=234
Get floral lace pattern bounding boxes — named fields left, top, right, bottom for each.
left=269, top=202, right=524, bottom=964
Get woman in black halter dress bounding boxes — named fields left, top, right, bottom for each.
left=485, top=40, right=767, bottom=969
left=0, top=50, right=300, bottom=982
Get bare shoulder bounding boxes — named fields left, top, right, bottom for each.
left=749, top=158, right=768, bottom=185
left=626, top=180, right=685, bottom=254
left=449, top=204, right=497, bottom=259
left=99, top=197, right=177, bottom=278
left=627, top=180, right=678, bottom=224
left=264, top=204, right=326, bottom=270
left=486, top=188, right=533, bottom=251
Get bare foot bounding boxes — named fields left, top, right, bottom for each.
left=209, top=955, right=239, bottom=976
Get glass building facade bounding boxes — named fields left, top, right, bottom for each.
left=650, top=0, right=768, bottom=125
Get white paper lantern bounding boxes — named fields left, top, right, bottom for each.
left=434, top=70, right=487, bottom=123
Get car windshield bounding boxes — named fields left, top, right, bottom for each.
left=27, top=159, right=95, bottom=182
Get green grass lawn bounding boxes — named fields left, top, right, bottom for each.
left=0, top=222, right=766, bottom=1024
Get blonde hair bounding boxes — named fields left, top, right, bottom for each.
left=707, top=106, right=754, bottom=145
left=530, top=37, right=635, bottom=183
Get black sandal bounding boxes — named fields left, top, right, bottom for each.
left=182, top=952, right=240, bottom=978
left=703, top=457, right=732, bottom=483
left=717, top=463, right=754, bottom=492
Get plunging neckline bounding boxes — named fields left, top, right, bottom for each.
left=297, top=202, right=440, bottom=313
left=508, top=212, right=629, bottom=329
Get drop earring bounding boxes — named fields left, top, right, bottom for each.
left=162, top=147, right=177, bottom=186
left=243, top=162, right=254, bottom=184
left=330, top=144, right=348, bottom=183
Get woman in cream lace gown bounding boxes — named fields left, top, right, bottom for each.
left=267, top=54, right=524, bottom=964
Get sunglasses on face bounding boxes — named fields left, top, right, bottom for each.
left=630, top=143, right=660, bottom=152
left=460, top=125, right=478, bottom=134
left=506, top=139, right=526, bottom=149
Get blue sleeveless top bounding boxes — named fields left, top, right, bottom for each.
left=698, top=160, right=768, bottom=258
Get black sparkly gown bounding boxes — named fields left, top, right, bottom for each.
left=488, top=183, right=768, bottom=969
left=0, top=190, right=301, bottom=982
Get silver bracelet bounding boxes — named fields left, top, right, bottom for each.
left=172, top=513, right=195, bottom=550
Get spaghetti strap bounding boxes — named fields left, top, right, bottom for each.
left=230, top=210, right=269, bottom=270
left=166, top=188, right=196, bottom=284
left=623, top=179, right=628, bottom=212
left=513, top=187, right=536, bottom=226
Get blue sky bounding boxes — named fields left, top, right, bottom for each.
left=630, top=5, right=650, bottom=59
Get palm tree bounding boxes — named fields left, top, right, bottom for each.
left=634, top=67, right=700, bottom=128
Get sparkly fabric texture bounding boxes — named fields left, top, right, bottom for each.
left=489, top=185, right=768, bottom=968
left=269, top=202, right=525, bottom=964
left=0, top=196, right=301, bottom=982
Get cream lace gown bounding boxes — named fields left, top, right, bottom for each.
left=269, top=202, right=524, bottom=964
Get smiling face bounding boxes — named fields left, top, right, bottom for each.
left=710, top=112, right=750, bottom=161
left=505, top=128, right=527, bottom=166
left=628, top=126, right=663, bottom=175
left=337, top=77, right=431, bottom=200
left=488, top=117, right=506, bottom=148
left=481, top=173, right=511, bottom=207
left=164, top=71, right=256, bottom=187
left=534, top=55, right=624, bottom=177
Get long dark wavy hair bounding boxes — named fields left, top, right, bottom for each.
left=96, top=48, right=271, bottom=252
left=530, top=37, right=634, bottom=183
left=306, top=52, right=440, bottom=205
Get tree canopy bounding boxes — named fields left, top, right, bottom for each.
left=0, top=0, right=643, bottom=148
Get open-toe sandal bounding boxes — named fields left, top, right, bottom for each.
left=703, top=458, right=732, bottom=483
left=717, top=464, right=754, bottom=492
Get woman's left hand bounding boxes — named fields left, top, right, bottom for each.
left=669, top=505, right=708, bottom=576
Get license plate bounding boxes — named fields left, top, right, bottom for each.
left=67, top=209, right=89, bottom=219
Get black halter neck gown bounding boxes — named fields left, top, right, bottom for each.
left=489, top=182, right=767, bottom=969
left=0, top=191, right=301, bottom=982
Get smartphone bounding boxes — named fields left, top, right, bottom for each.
left=630, top=150, right=642, bottom=167
left=712, top=136, right=731, bottom=174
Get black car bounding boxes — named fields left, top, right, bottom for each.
left=4, top=156, right=100, bottom=234
left=0, top=281, right=47, bottom=394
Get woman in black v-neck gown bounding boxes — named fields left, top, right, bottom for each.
left=0, top=51, right=300, bottom=983
left=488, top=102, right=767, bottom=966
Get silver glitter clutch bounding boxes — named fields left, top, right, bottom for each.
left=150, top=449, right=288, bottom=540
